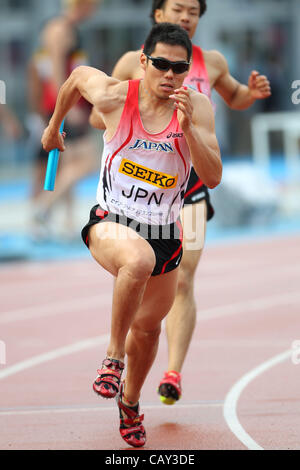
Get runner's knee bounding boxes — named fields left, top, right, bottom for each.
left=131, top=322, right=161, bottom=343
left=121, top=252, right=155, bottom=283
left=177, top=246, right=204, bottom=296
left=177, top=265, right=195, bottom=296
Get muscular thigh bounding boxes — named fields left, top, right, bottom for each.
left=88, top=222, right=156, bottom=276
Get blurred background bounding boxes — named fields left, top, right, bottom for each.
left=0, top=0, right=300, bottom=263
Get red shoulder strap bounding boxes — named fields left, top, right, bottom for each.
left=192, top=45, right=211, bottom=97
left=121, top=79, right=140, bottom=118
left=128, top=79, right=140, bottom=101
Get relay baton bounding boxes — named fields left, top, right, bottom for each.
left=44, top=120, right=65, bottom=191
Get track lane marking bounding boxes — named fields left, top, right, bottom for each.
left=198, top=291, right=300, bottom=321
left=1, top=289, right=300, bottom=325
left=0, top=295, right=112, bottom=324
left=223, top=349, right=293, bottom=450
left=0, top=335, right=109, bottom=380
left=0, top=402, right=223, bottom=417
left=0, top=293, right=298, bottom=381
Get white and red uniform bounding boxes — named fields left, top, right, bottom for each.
left=182, top=45, right=215, bottom=220
left=97, top=79, right=192, bottom=226
left=184, top=44, right=212, bottom=99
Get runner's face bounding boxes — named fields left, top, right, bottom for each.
left=155, top=0, right=200, bottom=39
left=142, top=43, right=190, bottom=99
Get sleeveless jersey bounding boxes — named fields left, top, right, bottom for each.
left=184, top=44, right=214, bottom=191
left=97, top=79, right=192, bottom=226
left=184, top=45, right=211, bottom=99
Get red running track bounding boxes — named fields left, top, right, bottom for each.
left=0, top=234, right=299, bottom=450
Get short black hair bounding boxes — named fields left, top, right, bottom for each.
left=150, top=0, right=207, bottom=24
left=143, top=23, right=192, bottom=62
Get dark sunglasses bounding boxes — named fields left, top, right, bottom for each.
left=145, top=55, right=190, bottom=74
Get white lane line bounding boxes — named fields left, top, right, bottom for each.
left=0, top=292, right=298, bottom=381
left=0, top=335, right=109, bottom=380
left=198, top=290, right=300, bottom=321
left=1, top=289, right=300, bottom=325
left=223, top=349, right=293, bottom=450
left=0, top=294, right=111, bottom=324
left=0, top=402, right=222, bottom=417
left=197, top=263, right=300, bottom=291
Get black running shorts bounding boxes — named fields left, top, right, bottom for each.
left=81, top=205, right=183, bottom=276
left=184, top=167, right=214, bottom=221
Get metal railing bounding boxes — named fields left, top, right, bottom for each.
left=251, top=111, right=300, bottom=177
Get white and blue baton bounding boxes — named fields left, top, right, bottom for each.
left=44, top=120, right=65, bottom=191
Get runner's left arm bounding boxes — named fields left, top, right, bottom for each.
left=89, top=50, right=140, bottom=130
left=212, top=51, right=271, bottom=110
left=171, top=87, right=222, bottom=189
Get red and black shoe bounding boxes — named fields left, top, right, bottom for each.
left=93, top=358, right=125, bottom=399
left=158, top=370, right=182, bottom=405
left=117, top=382, right=146, bottom=448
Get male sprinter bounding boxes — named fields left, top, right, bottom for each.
left=90, top=0, right=271, bottom=405
left=42, top=23, right=222, bottom=447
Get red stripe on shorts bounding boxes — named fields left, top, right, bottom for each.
left=161, top=220, right=183, bottom=274
left=184, top=178, right=204, bottom=200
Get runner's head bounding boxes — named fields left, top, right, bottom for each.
left=62, top=0, right=100, bottom=21
left=143, top=22, right=192, bottom=63
left=150, top=0, right=207, bottom=39
left=142, top=23, right=192, bottom=99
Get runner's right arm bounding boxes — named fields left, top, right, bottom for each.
left=42, top=66, right=121, bottom=152
left=89, top=50, right=140, bottom=129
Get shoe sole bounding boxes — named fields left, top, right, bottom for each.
left=93, top=383, right=117, bottom=399
left=158, top=383, right=181, bottom=405
left=160, top=395, right=177, bottom=405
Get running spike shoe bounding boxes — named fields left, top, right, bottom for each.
left=93, top=358, right=125, bottom=399
left=158, top=370, right=182, bottom=405
left=117, top=382, right=146, bottom=448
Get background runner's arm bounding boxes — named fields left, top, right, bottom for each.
left=111, top=51, right=139, bottom=81
left=212, top=51, right=271, bottom=110
left=43, top=19, right=74, bottom=91
left=89, top=105, right=105, bottom=129
left=27, top=60, right=43, bottom=115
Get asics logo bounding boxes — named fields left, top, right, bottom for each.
left=167, top=132, right=183, bottom=138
